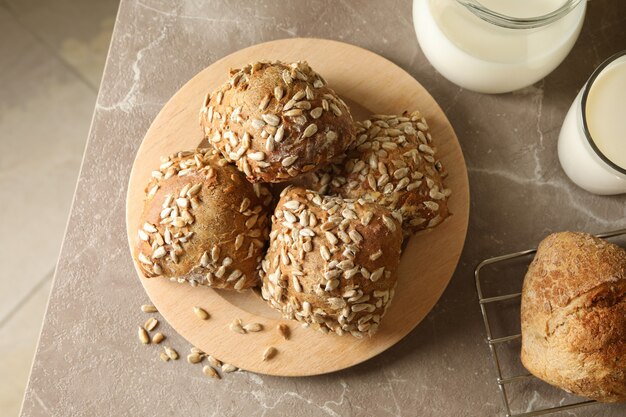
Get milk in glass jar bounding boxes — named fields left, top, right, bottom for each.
left=413, top=0, right=587, bottom=93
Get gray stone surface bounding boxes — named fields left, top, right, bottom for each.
left=21, top=1, right=626, bottom=416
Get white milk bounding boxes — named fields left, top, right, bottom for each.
left=585, top=56, right=626, bottom=169
left=413, top=0, right=586, bottom=93
left=558, top=53, right=626, bottom=195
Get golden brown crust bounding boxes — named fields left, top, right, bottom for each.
left=289, top=112, right=450, bottom=237
left=133, top=149, right=272, bottom=290
left=260, top=187, right=403, bottom=338
left=521, top=232, right=626, bottom=403
left=199, top=61, right=355, bottom=183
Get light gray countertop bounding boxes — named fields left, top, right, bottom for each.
left=21, top=1, right=626, bottom=416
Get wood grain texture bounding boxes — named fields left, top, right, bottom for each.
left=125, top=38, right=469, bottom=376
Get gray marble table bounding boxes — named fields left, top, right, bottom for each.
left=21, top=1, right=626, bottom=416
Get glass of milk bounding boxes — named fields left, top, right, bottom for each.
left=413, top=0, right=587, bottom=94
left=558, top=51, right=626, bottom=195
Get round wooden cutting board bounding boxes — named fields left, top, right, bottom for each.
left=126, top=38, right=469, bottom=376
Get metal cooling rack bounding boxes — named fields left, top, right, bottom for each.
left=475, top=228, right=626, bottom=417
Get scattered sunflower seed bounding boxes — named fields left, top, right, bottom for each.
left=263, top=346, right=277, bottom=361
left=207, top=355, right=221, bottom=368
left=164, top=346, right=179, bottom=360
left=277, top=323, right=290, bottom=340
left=152, top=332, right=165, bottom=344
left=159, top=352, right=170, bottom=362
left=138, top=326, right=150, bottom=344
left=230, top=318, right=246, bottom=334
left=203, top=365, right=221, bottom=379
left=187, top=353, right=203, bottom=364
left=193, top=306, right=210, bottom=320
left=144, top=317, right=158, bottom=332
left=141, top=304, right=158, bottom=313
left=221, top=363, right=237, bottom=373
left=243, top=323, right=263, bottom=332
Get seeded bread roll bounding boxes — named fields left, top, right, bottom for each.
left=321, top=112, right=450, bottom=237
left=260, top=187, right=403, bottom=338
left=199, top=60, right=355, bottom=183
left=134, top=149, right=272, bottom=290
left=521, top=232, right=626, bottom=403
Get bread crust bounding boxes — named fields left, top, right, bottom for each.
left=199, top=61, right=355, bottom=183
left=260, top=187, right=403, bottom=338
left=133, top=149, right=272, bottom=290
left=521, top=232, right=626, bottom=402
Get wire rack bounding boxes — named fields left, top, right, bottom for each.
left=474, top=228, right=626, bottom=417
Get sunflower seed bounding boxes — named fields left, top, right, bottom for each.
left=281, top=155, right=298, bottom=167
left=263, top=346, right=277, bottom=361
left=382, top=215, right=397, bottom=232
left=283, top=200, right=300, bottom=210
left=207, top=355, right=221, bottom=368
left=284, top=211, right=297, bottom=223
left=424, top=201, right=440, bottom=211
left=369, top=249, right=383, bottom=261
left=292, top=90, right=305, bottom=101
left=370, top=267, right=385, bottom=282
left=187, top=353, right=203, bottom=364
left=325, top=231, right=339, bottom=245
left=188, top=183, right=202, bottom=196
left=211, top=245, right=220, bottom=262
left=138, top=326, right=150, bottom=344
left=176, top=197, right=189, bottom=208
left=193, top=306, right=210, bottom=320
left=294, top=101, right=311, bottom=110
left=361, top=212, right=373, bottom=226
left=262, top=114, right=281, bottom=126
left=251, top=119, right=265, bottom=129
left=202, top=365, right=221, bottom=379
left=234, top=276, right=247, bottom=290
left=274, top=124, right=285, bottom=143
left=141, top=304, right=158, bottom=313
left=341, top=208, right=357, bottom=219
left=143, top=222, right=157, bottom=233
left=303, top=124, right=318, bottom=138
left=152, top=332, right=165, bottom=344
left=230, top=318, right=245, bottom=334
left=138, top=229, right=149, bottom=241
left=159, top=352, right=170, bottom=362
left=259, top=95, right=271, bottom=111
left=277, top=323, right=290, bottom=340
left=325, top=279, right=340, bottom=291
left=248, top=151, right=265, bottom=161
left=320, top=245, right=331, bottom=261
left=243, top=323, right=263, bottom=332
left=235, top=234, right=245, bottom=250
left=274, top=86, right=284, bottom=101
left=227, top=269, right=243, bottom=282
left=164, top=346, right=179, bottom=360
left=348, top=230, right=363, bottom=244
left=221, top=363, right=237, bottom=373
left=330, top=103, right=342, bottom=116
left=310, top=107, right=323, bottom=119
left=144, top=317, right=158, bottom=332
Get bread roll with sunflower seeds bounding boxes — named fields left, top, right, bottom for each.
left=260, top=187, right=403, bottom=338
left=322, top=112, right=451, bottom=237
left=199, top=60, right=355, bottom=183
left=133, top=148, right=272, bottom=290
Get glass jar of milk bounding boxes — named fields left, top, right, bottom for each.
left=413, top=0, right=587, bottom=93
left=558, top=51, right=626, bottom=195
